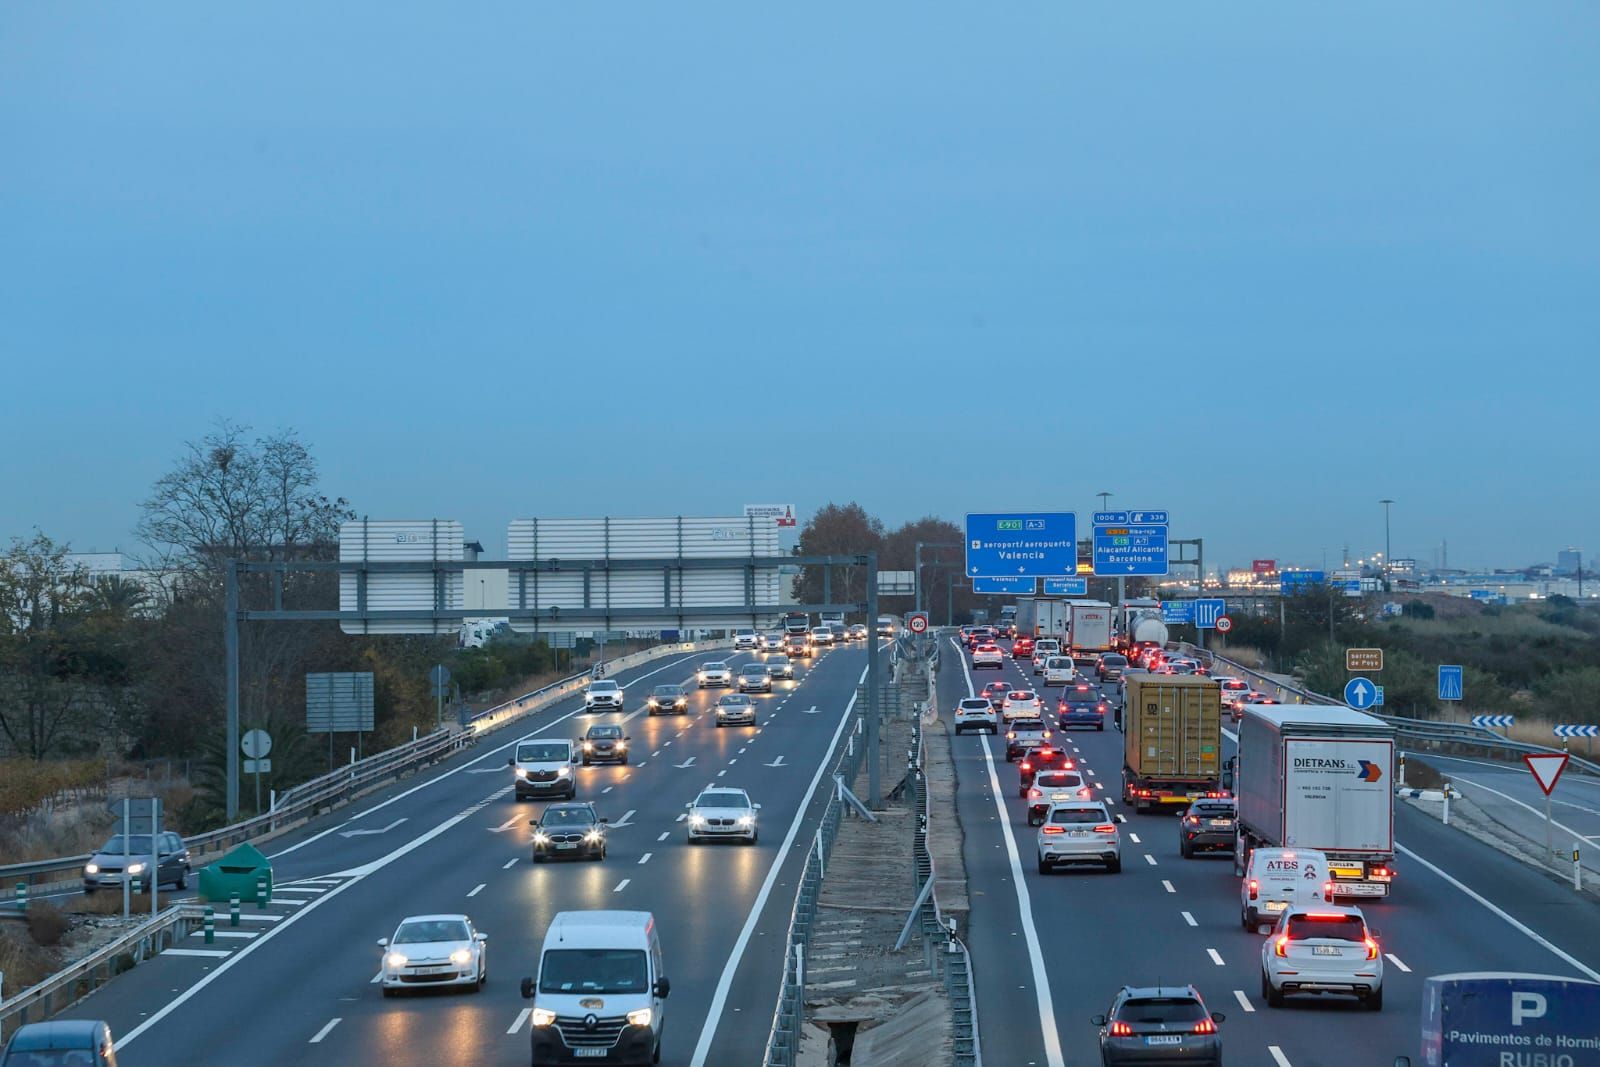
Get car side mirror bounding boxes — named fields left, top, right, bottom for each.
left=530, top=819, right=539, bottom=826
left=753, top=803, right=762, bottom=810
left=624, top=736, right=631, bottom=742
left=653, top=976, right=671, bottom=998
left=1091, top=1014, right=1107, bottom=1026
left=1369, top=927, right=1382, bottom=939
left=684, top=802, right=693, bottom=809
left=520, top=977, right=534, bottom=999
left=377, top=937, right=389, bottom=947
left=599, top=817, right=609, bottom=824
left=508, top=757, right=516, bottom=766
left=476, top=933, right=488, bottom=942
left=1210, top=1012, right=1226, bottom=1024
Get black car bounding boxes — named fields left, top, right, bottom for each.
left=1097, top=653, right=1127, bottom=682
left=1093, top=985, right=1224, bottom=1067
left=530, top=802, right=607, bottom=862
left=1, top=1020, right=119, bottom=1067
left=1017, top=744, right=1071, bottom=796
left=1178, top=798, right=1236, bottom=858
left=646, top=684, right=688, bottom=716
left=581, top=723, right=630, bottom=765
left=83, top=831, right=191, bottom=894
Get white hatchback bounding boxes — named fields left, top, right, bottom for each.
left=953, top=697, right=999, bottom=735
left=379, top=914, right=488, bottom=996
left=1036, top=800, right=1121, bottom=874
left=1001, top=689, right=1043, bottom=722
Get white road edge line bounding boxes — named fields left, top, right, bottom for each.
left=309, top=1018, right=341, bottom=1044
left=689, top=655, right=875, bottom=1067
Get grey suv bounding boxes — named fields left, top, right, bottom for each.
left=1092, top=985, right=1224, bottom=1066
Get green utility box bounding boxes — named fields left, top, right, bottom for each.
left=196, top=842, right=273, bottom=904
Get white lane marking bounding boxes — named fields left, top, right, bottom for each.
left=164, top=948, right=231, bottom=958
left=234, top=914, right=284, bottom=922
left=676, top=814, right=686, bottom=822
left=370, top=970, right=382, bottom=984
left=338, top=817, right=408, bottom=839
left=1268, top=1046, right=1292, bottom=1067
left=468, top=883, right=486, bottom=898
left=1182, top=911, right=1197, bottom=926
left=602, top=786, right=614, bottom=794
left=611, top=809, right=636, bottom=829
left=268, top=898, right=307, bottom=907
left=309, top=1018, right=341, bottom=1044
left=268, top=651, right=706, bottom=859
left=639, top=853, right=653, bottom=865
left=503, top=858, right=518, bottom=869
left=508, top=1008, right=531, bottom=1034
left=1386, top=953, right=1411, bottom=973
left=271, top=886, right=327, bottom=895
left=613, top=879, right=631, bottom=892
left=1207, top=948, right=1225, bottom=966
left=1439, top=774, right=1595, bottom=840
left=739, top=747, right=747, bottom=755
left=658, top=831, right=671, bottom=842
left=728, top=759, right=738, bottom=765
left=690, top=658, right=875, bottom=1067
left=205, top=931, right=257, bottom=939
left=1396, top=842, right=1600, bottom=981
left=717, top=770, right=728, bottom=778
left=489, top=815, right=521, bottom=833
left=1144, top=854, right=1157, bottom=866
left=1128, top=833, right=1140, bottom=844
left=1233, top=990, right=1255, bottom=1013
left=1162, top=880, right=1176, bottom=893
left=953, top=641, right=1068, bottom=1067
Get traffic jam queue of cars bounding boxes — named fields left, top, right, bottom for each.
left=951, top=622, right=1391, bottom=1062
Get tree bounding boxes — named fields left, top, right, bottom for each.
left=792, top=503, right=884, bottom=610
left=87, top=575, right=151, bottom=618
left=880, top=517, right=981, bottom=623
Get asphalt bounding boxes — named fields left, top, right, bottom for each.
left=60, top=640, right=882, bottom=1067
left=942, top=636, right=1600, bottom=1067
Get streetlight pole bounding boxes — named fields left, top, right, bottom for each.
left=1379, top=499, right=1395, bottom=593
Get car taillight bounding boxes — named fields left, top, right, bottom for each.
left=1096, top=705, right=1107, bottom=714
left=1323, top=881, right=1334, bottom=902
left=1274, top=935, right=1289, bottom=957
left=1093, top=824, right=1117, bottom=834
left=1185, top=815, right=1199, bottom=826
left=1109, top=1021, right=1133, bottom=1037
left=1028, top=789, right=1041, bottom=800
left=1192, top=1018, right=1216, bottom=1035
left=1042, top=825, right=1064, bottom=835
left=1248, top=879, right=1258, bottom=900
left=1365, top=936, right=1379, bottom=960
left=1079, top=787, right=1093, bottom=798
left=1020, top=762, right=1032, bottom=772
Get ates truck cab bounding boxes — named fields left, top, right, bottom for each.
left=1122, top=676, right=1226, bottom=813
left=1232, top=704, right=1396, bottom=899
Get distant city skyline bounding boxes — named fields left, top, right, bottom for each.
left=3, top=5, right=1596, bottom=571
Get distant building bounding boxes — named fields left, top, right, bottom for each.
left=1557, top=547, right=1584, bottom=575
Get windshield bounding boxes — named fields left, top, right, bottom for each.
left=653, top=686, right=683, bottom=698
left=1047, top=659, right=1070, bottom=668
left=703, top=662, right=727, bottom=671
left=1192, top=802, right=1235, bottom=817
left=540, top=948, right=648, bottom=995
left=100, top=835, right=154, bottom=854
left=1287, top=915, right=1366, bottom=942
left=959, top=700, right=990, bottom=711
left=395, top=919, right=469, bottom=943
left=1102, top=655, right=1126, bottom=665
left=717, top=695, right=748, bottom=705
left=589, top=681, right=619, bottom=692
left=588, top=725, right=622, bottom=739
left=540, top=807, right=597, bottom=828
left=697, top=791, right=749, bottom=809
left=1035, top=772, right=1082, bottom=789
left=1117, top=998, right=1208, bottom=1023
left=1, top=1052, right=103, bottom=1067
left=741, top=666, right=767, bottom=675
left=517, top=743, right=569, bottom=763
left=1048, top=807, right=1105, bottom=825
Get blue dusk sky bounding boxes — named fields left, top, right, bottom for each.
left=2, top=3, right=1596, bottom=571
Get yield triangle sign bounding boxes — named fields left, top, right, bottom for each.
left=1523, top=753, right=1570, bottom=796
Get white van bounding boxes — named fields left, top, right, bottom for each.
left=1043, top=657, right=1076, bottom=686
left=1031, top=639, right=1062, bottom=674
left=876, top=615, right=897, bottom=637
left=1241, top=847, right=1332, bottom=930
left=521, top=910, right=670, bottom=1066
left=510, top=738, right=579, bottom=801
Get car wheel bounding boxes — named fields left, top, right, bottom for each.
left=647, top=709, right=656, bottom=717
left=747, top=832, right=759, bottom=846
left=1264, top=972, right=1284, bottom=1008
left=1242, top=906, right=1257, bottom=930
left=533, top=852, right=544, bottom=863
left=478, top=964, right=487, bottom=990
left=1180, top=839, right=1194, bottom=859
left=1106, top=856, right=1122, bottom=874
left=620, top=756, right=629, bottom=765
left=582, top=757, right=591, bottom=766
left=1096, top=724, right=1104, bottom=732
left=1366, top=987, right=1384, bottom=1012
left=1037, top=857, right=1051, bottom=875
left=382, top=986, right=397, bottom=998
left=1027, top=812, right=1042, bottom=827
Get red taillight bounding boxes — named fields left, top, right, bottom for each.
left=1028, top=788, right=1041, bottom=800
left=1248, top=879, right=1259, bottom=900
left=1274, top=935, right=1289, bottom=957
left=1042, top=825, right=1064, bottom=835
left=1079, top=787, right=1093, bottom=798
left=1020, top=762, right=1032, bottom=772
left=1192, top=1018, right=1216, bottom=1035
left=1364, top=936, right=1379, bottom=960
left=1109, top=1021, right=1133, bottom=1037
left=1093, top=823, right=1117, bottom=834
left=1184, top=816, right=1199, bottom=826
left=1323, top=881, right=1334, bottom=902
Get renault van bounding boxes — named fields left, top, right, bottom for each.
left=520, top=910, right=670, bottom=1066
left=510, top=738, right=580, bottom=801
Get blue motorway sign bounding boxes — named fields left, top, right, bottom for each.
left=965, top=513, right=1077, bottom=577
left=1093, top=524, right=1169, bottom=576
left=1344, top=677, right=1378, bottom=710
left=1162, top=601, right=1194, bottom=625
left=1438, top=664, right=1464, bottom=701
left=1279, top=570, right=1326, bottom=594
left=1128, top=511, right=1168, bottom=525
left=1093, top=511, right=1129, bottom=525
left=1043, top=577, right=1088, bottom=596
left=973, top=576, right=1037, bottom=595
left=1193, top=598, right=1227, bottom=629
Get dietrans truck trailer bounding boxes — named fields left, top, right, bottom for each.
left=1233, top=703, right=1397, bottom=898
left=1122, top=676, right=1226, bottom=813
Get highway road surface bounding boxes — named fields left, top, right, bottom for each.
left=942, top=635, right=1600, bottom=1067
left=73, top=640, right=881, bottom=1067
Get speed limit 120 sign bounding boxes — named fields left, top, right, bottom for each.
left=1215, top=616, right=1233, bottom=633
left=907, top=612, right=929, bottom=634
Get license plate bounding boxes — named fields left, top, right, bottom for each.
left=1264, top=901, right=1289, bottom=912
left=1313, top=945, right=1342, bottom=956
left=1329, top=866, right=1363, bottom=878
left=419, top=965, right=454, bottom=974
left=1145, top=1035, right=1182, bottom=1045
left=557, top=842, right=577, bottom=850
left=573, top=1050, right=608, bottom=1058
left=1209, top=819, right=1232, bottom=827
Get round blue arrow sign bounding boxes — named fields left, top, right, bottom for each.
left=1344, top=677, right=1377, bottom=709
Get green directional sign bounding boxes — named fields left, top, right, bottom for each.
left=996, top=519, right=1023, bottom=531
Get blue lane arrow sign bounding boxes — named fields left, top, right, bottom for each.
left=1345, top=677, right=1378, bottom=710
left=1193, top=598, right=1226, bottom=629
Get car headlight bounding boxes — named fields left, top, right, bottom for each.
left=557, top=765, right=571, bottom=777
left=85, top=863, right=99, bottom=875
left=126, top=863, right=146, bottom=875
left=584, top=831, right=603, bottom=844
left=647, top=698, right=658, bottom=706
left=627, top=1007, right=653, bottom=1028
left=716, top=709, right=726, bottom=716
left=531, top=1007, right=557, bottom=1027
left=515, top=767, right=529, bottom=778
left=615, top=742, right=626, bottom=751
left=533, top=832, right=550, bottom=845
left=387, top=951, right=408, bottom=969
left=690, top=814, right=706, bottom=826
left=737, top=815, right=754, bottom=827
left=676, top=699, right=687, bottom=707
left=583, top=741, right=594, bottom=750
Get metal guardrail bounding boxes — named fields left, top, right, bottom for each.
left=0, top=640, right=728, bottom=900
left=0, top=903, right=209, bottom=1038
left=762, top=709, right=868, bottom=1067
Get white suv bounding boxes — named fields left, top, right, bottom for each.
left=1036, top=800, right=1121, bottom=874
left=953, top=697, right=999, bottom=735
left=1001, top=689, right=1042, bottom=722
left=584, top=680, right=623, bottom=712
left=971, top=643, right=1005, bottom=670
left=1261, top=906, right=1384, bottom=1011
left=733, top=630, right=759, bottom=651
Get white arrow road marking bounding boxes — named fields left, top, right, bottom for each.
left=488, top=815, right=522, bottom=833
left=338, top=818, right=407, bottom=839
left=675, top=756, right=697, bottom=768
left=465, top=768, right=502, bottom=774
left=765, top=756, right=787, bottom=768
left=800, top=705, right=820, bottom=714
left=310, top=1019, right=341, bottom=1044
left=610, top=809, right=637, bottom=829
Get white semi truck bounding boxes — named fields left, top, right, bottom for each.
left=1067, top=600, right=1114, bottom=661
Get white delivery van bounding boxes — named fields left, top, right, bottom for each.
left=510, top=738, right=579, bottom=801
left=521, top=910, right=670, bottom=1066
left=1240, top=847, right=1332, bottom=930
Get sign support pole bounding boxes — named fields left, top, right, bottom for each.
left=1547, top=791, right=1554, bottom=861
left=151, top=798, right=159, bottom=921
left=121, top=798, right=130, bottom=921
left=866, top=553, right=881, bottom=810
left=225, top=559, right=241, bottom=822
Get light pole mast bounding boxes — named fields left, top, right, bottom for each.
left=1380, top=499, right=1395, bottom=593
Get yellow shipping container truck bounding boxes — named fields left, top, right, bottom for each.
left=1122, top=675, right=1227, bottom=814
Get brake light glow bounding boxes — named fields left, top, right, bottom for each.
left=1274, top=935, right=1289, bottom=957
left=1192, top=1018, right=1216, bottom=1035
left=1042, top=825, right=1064, bottom=835
left=1093, top=824, right=1117, bottom=834
left=1248, top=879, right=1259, bottom=900
left=1020, top=762, right=1032, bottom=772
left=1364, top=936, right=1379, bottom=960
left=1109, top=1021, right=1133, bottom=1037
left=1027, top=788, right=1042, bottom=800
left=1323, top=881, right=1334, bottom=902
